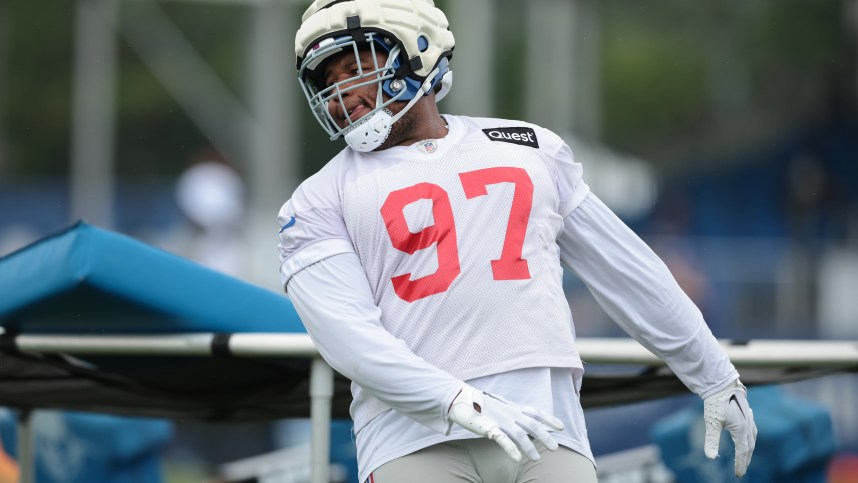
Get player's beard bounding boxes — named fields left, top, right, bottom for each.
left=374, top=101, right=418, bottom=151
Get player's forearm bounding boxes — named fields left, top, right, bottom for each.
left=557, top=193, right=738, bottom=397
left=286, top=252, right=463, bottom=432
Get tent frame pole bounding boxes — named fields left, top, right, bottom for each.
left=310, top=357, right=334, bottom=483
left=11, top=333, right=858, bottom=368
left=17, top=409, right=33, bottom=483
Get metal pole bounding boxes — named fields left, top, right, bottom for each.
left=309, top=357, right=334, bottom=483
left=525, top=0, right=601, bottom=139
left=8, top=333, right=858, bottom=368
left=116, top=1, right=254, bottom=165
left=246, top=0, right=299, bottom=290
left=11, top=332, right=319, bottom=357
left=445, top=0, right=495, bottom=116
left=17, top=410, right=33, bottom=483
left=70, top=0, right=118, bottom=228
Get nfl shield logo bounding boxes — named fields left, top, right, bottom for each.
left=417, top=139, right=438, bottom=154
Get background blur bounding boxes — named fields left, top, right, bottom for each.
left=1, top=0, right=857, bottom=481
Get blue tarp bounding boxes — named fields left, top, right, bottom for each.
left=0, top=221, right=303, bottom=334
left=652, top=386, right=836, bottom=482
left=0, top=409, right=173, bottom=483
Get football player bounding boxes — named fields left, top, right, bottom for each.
left=278, top=1, right=757, bottom=481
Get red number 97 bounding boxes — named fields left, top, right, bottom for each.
left=380, top=167, right=533, bottom=303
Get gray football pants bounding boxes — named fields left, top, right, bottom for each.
left=368, top=438, right=598, bottom=483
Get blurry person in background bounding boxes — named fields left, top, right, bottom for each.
left=174, top=149, right=247, bottom=277
left=0, top=439, right=18, bottom=483
left=170, top=151, right=277, bottom=473
left=277, top=1, right=757, bottom=482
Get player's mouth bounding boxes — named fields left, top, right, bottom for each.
left=346, top=104, right=367, bottom=123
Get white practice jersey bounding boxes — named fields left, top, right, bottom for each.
left=279, top=115, right=590, bottom=431
left=279, top=114, right=739, bottom=481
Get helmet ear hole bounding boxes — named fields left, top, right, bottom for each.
left=417, top=35, right=429, bottom=52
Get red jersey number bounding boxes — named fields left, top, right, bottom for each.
left=380, top=167, right=533, bottom=302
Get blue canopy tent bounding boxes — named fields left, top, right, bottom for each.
left=1, top=222, right=856, bottom=482
left=0, top=221, right=352, bottom=421
left=0, top=221, right=351, bottom=482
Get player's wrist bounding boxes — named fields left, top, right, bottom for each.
left=705, top=377, right=745, bottom=401
left=447, top=385, right=480, bottom=421
left=447, top=387, right=465, bottom=416
left=699, top=375, right=743, bottom=400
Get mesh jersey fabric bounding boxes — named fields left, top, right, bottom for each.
left=278, top=115, right=591, bottom=432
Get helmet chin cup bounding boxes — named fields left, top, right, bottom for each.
left=344, top=109, right=393, bottom=152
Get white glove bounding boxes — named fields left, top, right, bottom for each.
left=703, top=378, right=758, bottom=477
left=446, top=385, right=565, bottom=462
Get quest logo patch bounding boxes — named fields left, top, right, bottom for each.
left=482, top=127, right=539, bottom=148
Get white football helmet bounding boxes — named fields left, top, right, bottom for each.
left=295, top=0, right=454, bottom=152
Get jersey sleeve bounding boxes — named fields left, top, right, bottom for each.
left=538, top=127, right=591, bottom=217
left=277, top=168, right=355, bottom=289
left=287, top=252, right=465, bottom=433
left=557, top=193, right=738, bottom=398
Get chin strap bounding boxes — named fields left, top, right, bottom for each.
left=343, top=67, right=441, bottom=152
